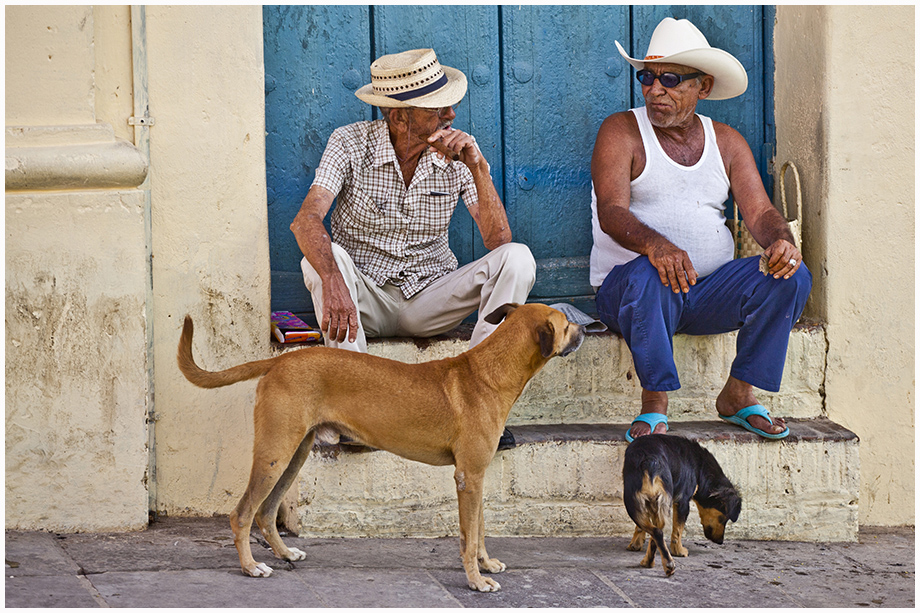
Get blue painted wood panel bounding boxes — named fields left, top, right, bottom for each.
left=263, top=5, right=371, bottom=311
left=501, top=5, right=631, bottom=302
left=263, top=5, right=774, bottom=317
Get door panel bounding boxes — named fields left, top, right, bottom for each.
left=263, top=5, right=371, bottom=310
left=501, top=5, right=630, bottom=304
left=263, top=6, right=772, bottom=317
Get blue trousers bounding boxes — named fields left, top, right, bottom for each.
left=595, top=256, right=812, bottom=393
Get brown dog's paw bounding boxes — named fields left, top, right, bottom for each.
left=479, top=557, right=506, bottom=573
left=244, top=562, right=273, bottom=577
left=469, top=576, right=502, bottom=592
left=281, top=547, right=307, bottom=561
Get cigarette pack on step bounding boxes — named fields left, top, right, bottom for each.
left=270, top=311, right=321, bottom=343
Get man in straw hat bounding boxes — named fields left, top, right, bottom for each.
left=590, top=18, right=811, bottom=442
left=291, top=48, right=535, bottom=448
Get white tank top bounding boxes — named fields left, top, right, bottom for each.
left=590, top=107, right=734, bottom=287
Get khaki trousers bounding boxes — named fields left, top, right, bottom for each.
left=301, top=242, right=536, bottom=352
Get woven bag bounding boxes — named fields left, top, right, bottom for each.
left=778, top=161, right=803, bottom=250
left=730, top=161, right=804, bottom=258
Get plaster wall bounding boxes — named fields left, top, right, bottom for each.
left=143, top=5, right=271, bottom=516
left=5, top=5, right=148, bottom=531
left=775, top=6, right=914, bottom=526
left=5, top=5, right=96, bottom=125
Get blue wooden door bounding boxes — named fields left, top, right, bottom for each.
left=264, top=5, right=774, bottom=318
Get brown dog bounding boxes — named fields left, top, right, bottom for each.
left=177, top=303, right=584, bottom=592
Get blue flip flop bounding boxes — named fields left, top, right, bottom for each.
left=625, top=413, right=669, bottom=443
left=719, top=404, right=790, bottom=439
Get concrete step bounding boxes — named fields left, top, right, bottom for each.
left=276, top=324, right=827, bottom=425
left=281, top=418, right=858, bottom=543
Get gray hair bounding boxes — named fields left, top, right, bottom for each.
left=378, top=106, right=395, bottom=124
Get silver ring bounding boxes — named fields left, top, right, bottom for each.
left=789, top=258, right=797, bottom=267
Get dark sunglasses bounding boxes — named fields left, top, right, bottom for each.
left=636, top=69, right=704, bottom=88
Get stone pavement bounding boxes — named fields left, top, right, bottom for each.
left=5, top=517, right=914, bottom=608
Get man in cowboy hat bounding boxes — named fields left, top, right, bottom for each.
left=291, top=48, right=535, bottom=448
left=590, top=18, right=812, bottom=441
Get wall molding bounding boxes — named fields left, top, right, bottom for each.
left=5, top=123, right=148, bottom=191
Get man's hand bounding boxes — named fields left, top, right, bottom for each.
left=320, top=274, right=359, bottom=344
left=427, top=128, right=484, bottom=169
left=762, top=239, right=802, bottom=280
left=648, top=242, right=698, bottom=293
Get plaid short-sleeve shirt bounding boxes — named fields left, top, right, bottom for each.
left=312, top=120, right=480, bottom=298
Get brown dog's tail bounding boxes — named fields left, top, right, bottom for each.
left=177, top=315, right=277, bottom=389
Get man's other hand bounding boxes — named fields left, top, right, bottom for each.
left=762, top=239, right=802, bottom=280
left=648, top=243, right=698, bottom=293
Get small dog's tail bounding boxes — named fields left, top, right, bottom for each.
left=177, top=315, right=278, bottom=389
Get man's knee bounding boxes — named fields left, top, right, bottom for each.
left=771, top=261, right=812, bottom=304
left=792, top=262, right=813, bottom=295
left=492, top=242, right=536, bottom=281
left=301, top=243, right=353, bottom=290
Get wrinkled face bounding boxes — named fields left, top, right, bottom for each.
left=407, top=105, right=456, bottom=136
left=695, top=502, right=728, bottom=544
left=641, top=63, right=713, bottom=129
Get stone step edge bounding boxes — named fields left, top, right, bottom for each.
left=315, top=417, right=857, bottom=455
left=275, top=320, right=825, bottom=352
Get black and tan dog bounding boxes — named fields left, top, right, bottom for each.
left=177, top=303, right=584, bottom=592
left=622, top=434, right=741, bottom=576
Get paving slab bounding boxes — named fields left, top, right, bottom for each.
left=5, top=531, right=81, bottom=577
left=430, top=567, right=632, bottom=608
left=4, top=575, right=101, bottom=608
left=90, top=568, right=323, bottom=608
left=53, top=516, right=242, bottom=574
left=292, top=568, right=462, bottom=607
left=4, top=517, right=914, bottom=608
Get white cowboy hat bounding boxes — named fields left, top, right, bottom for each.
left=615, top=17, right=748, bottom=100
left=355, top=48, right=467, bottom=109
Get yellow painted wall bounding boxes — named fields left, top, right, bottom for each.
left=775, top=5, right=914, bottom=526
left=5, top=5, right=149, bottom=531
left=144, top=5, right=271, bottom=517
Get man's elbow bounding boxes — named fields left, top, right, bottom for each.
left=290, top=216, right=306, bottom=239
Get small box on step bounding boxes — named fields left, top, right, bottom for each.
left=271, top=311, right=321, bottom=343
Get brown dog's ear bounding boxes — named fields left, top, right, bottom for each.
left=537, top=322, right=555, bottom=358
left=484, top=303, right=520, bottom=325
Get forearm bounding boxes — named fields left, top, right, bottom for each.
left=290, top=187, right=343, bottom=286
left=470, top=161, right=512, bottom=249
left=748, top=206, right=796, bottom=248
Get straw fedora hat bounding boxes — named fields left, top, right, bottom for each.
left=615, top=17, right=748, bottom=100
left=355, top=48, right=467, bottom=109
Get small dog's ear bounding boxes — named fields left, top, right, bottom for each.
left=484, top=303, right=520, bottom=325
left=720, top=489, right=742, bottom=523
left=537, top=322, right=555, bottom=358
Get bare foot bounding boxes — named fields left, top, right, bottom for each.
left=627, top=390, right=670, bottom=440
left=716, top=376, right=786, bottom=435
